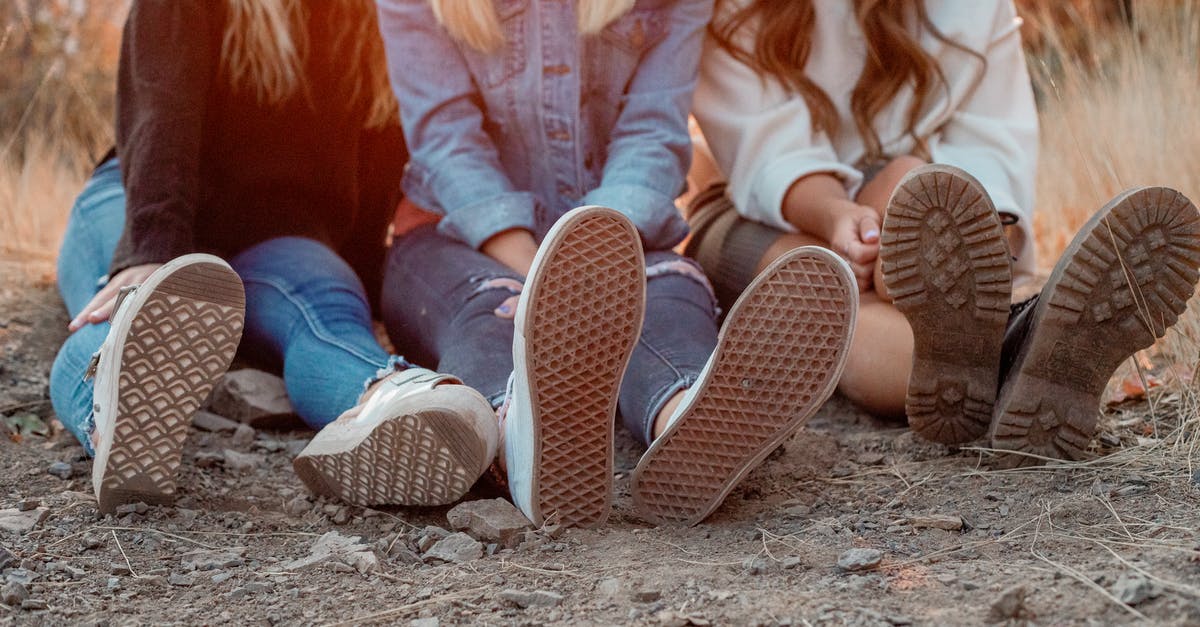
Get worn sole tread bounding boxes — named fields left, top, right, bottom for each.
left=97, top=262, right=245, bottom=514
left=880, top=165, right=1012, bottom=444
left=294, top=409, right=485, bottom=506
left=630, top=248, right=856, bottom=526
left=990, top=187, right=1200, bottom=463
left=524, top=210, right=645, bottom=527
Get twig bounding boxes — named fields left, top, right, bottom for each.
left=112, top=530, right=138, bottom=579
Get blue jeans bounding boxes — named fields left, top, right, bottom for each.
left=382, top=223, right=720, bottom=447
left=50, top=159, right=404, bottom=453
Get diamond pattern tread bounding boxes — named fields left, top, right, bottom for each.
left=880, top=165, right=1012, bottom=444
left=630, top=247, right=856, bottom=526
left=990, top=187, right=1200, bottom=463
left=293, top=409, right=487, bottom=507
left=96, top=262, right=245, bottom=514
left=523, top=208, right=645, bottom=528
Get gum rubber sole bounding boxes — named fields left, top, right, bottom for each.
left=990, top=187, right=1200, bottom=463
left=630, top=247, right=857, bottom=526
left=521, top=208, right=645, bottom=528
left=880, top=165, right=1012, bottom=444
left=293, top=409, right=488, bottom=506
left=96, top=260, right=245, bottom=514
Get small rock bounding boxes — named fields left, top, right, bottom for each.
left=114, top=502, right=149, bottom=516
left=106, top=577, right=120, bottom=590
left=424, top=533, right=483, bottom=564
left=285, top=531, right=378, bottom=574
left=168, top=572, right=195, bottom=587
left=445, top=499, right=534, bottom=549
left=231, top=424, right=256, bottom=447
left=1192, top=469, right=1200, bottom=486
left=0, top=508, right=49, bottom=534
left=47, top=462, right=74, bottom=479
left=283, top=496, right=311, bottom=517
left=837, top=548, right=883, bottom=572
left=781, top=556, right=803, bottom=570
left=4, top=569, right=36, bottom=586
left=183, top=551, right=244, bottom=571
left=192, top=410, right=241, bottom=433
left=1, top=581, right=28, bottom=606
left=743, top=556, right=770, bottom=575
left=988, top=585, right=1034, bottom=622
left=908, top=514, right=963, bottom=531
left=596, top=578, right=622, bottom=598
left=193, top=451, right=224, bottom=468
left=207, top=369, right=295, bottom=426
left=222, top=449, right=263, bottom=473
left=15, top=500, right=38, bottom=512
left=0, top=545, right=15, bottom=570
left=211, top=572, right=233, bottom=584
left=782, top=504, right=812, bottom=518
left=409, top=619, right=440, bottom=627
left=331, top=506, right=352, bottom=526
left=633, top=589, right=662, bottom=603
left=1111, top=573, right=1161, bottom=606
left=856, top=452, right=886, bottom=466
left=500, top=589, right=564, bottom=608
left=110, top=562, right=132, bottom=576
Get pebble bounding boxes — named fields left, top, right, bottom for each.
left=20, top=599, right=47, bottom=611
left=1, top=581, right=28, bottom=605
left=837, top=548, right=883, bottom=572
left=207, top=369, right=295, bottom=426
left=168, top=572, right=195, bottom=587
left=781, top=556, right=803, bottom=570
left=15, top=500, right=38, bottom=512
left=283, top=496, right=311, bottom=518
left=47, top=462, right=74, bottom=479
left=446, top=499, right=533, bottom=549
left=110, top=562, right=132, bottom=576
left=1112, top=573, right=1161, bottom=606
left=222, top=449, right=263, bottom=473
left=500, top=589, right=564, bottom=609
left=231, top=424, right=256, bottom=447
left=284, top=531, right=378, bottom=574
left=743, top=556, right=770, bottom=575
left=211, top=572, right=233, bottom=584
left=0, top=544, right=15, bottom=570
left=191, top=410, right=241, bottom=433
left=908, top=514, right=964, bottom=531
left=596, top=578, right=622, bottom=598
left=114, top=502, right=149, bottom=516
left=424, top=533, right=483, bottom=564
left=409, top=618, right=440, bottom=627
left=633, top=589, right=662, bottom=603
left=989, top=585, right=1032, bottom=622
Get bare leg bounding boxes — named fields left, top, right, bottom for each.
left=837, top=292, right=912, bottom=417
left=753, top=231, right=827, bottom=275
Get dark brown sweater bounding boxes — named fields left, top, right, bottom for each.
left=110, top=0, right=406, bottom=298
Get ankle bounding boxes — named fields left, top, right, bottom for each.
left=652, top=389, right=687, bottom=440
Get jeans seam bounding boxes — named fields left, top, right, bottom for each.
left=240, top=275, right=388, bottom=371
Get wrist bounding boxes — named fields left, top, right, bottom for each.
left=781, top=173, right=850, bottom=239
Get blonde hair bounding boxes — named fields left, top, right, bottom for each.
left=221, top=0, right=398, bottom=129
left=430, top=0, right=636, bottom=52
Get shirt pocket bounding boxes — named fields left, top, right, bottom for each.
left=460, top=0, right=528, bottom=89
left=591, top=7, right=669, bottom=101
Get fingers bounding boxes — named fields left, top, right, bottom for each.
left=493, top=294, right=519, bottom=320
left=69, top=285, right=118, bottom=331
left=859, top=213, right=881, bottom=245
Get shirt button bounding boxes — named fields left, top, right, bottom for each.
left=547, top=130, right=570, bottom=141
left=543, top=64, right=571, bottom=75
left=557, top=183, right=575, bottom=196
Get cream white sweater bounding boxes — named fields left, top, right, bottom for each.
left=693, top=0, right=1039, bottom=271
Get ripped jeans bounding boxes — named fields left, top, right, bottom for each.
left=382, top=223, right=720, bottom=447
left=49, top=158, right=406, bottom=453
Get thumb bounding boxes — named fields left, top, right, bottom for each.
left=858, top=212, right=881, bottom=244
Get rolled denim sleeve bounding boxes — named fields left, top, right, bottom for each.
left=375, top=0, right=536, bottom=249
left=584, top=0, right=714, bottom=251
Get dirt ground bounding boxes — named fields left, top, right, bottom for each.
left=2, top=257, right=1200, bottom=626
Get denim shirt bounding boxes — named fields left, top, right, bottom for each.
left=375, top=0, right=713, bottom=251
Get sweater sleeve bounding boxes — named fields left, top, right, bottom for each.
left=927, top=0, right=1039, bottom=266
left=109, top=0, right=215, bottom=276
left=692, top=24, right=862, bottom=233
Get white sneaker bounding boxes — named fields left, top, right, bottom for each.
left=293, top=367, right=498, bottom=507
left=504, top=206, right=645, bottom=527
left=90, top=254, right=245, bottom=514
left=630, top=246, right=858, bottom=526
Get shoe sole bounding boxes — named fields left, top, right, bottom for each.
left=94, top=257, right=245, bottom=514
left=881, top=165, right=1012, bottom=444
left=293, top=408, right=488, bottom=506
left=518, top=207, right=645, bottom=527
left=990, top=187, right=1200, bottom=463
left=630, top=247, right=857, bottom=526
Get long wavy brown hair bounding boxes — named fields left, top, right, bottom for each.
left=711, top=0, right=983, bottom=163
left=221, top=0, right=397, bottom=129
